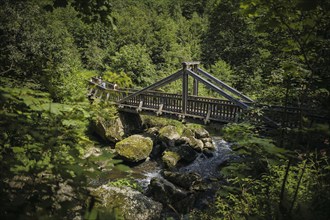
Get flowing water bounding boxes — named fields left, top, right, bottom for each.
left=178, top=137, right=232, bottom=179
left=90, top=137, right=232, bottom=189
left=133, top=137, right=232, bottom=188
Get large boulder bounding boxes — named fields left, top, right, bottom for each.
left=147, top=177, right=187, bottom=204
left=163, top=171, right=202, bottom=190
left=181, top=127, right=215, bottom=152
left=158, top=125, right=181, bottom=147
left=201, top=137, right=215, bottom=150
left=194, top=127, right=210, bottom=139
left=181, top=136, right=204, bottom=152
left=204, top=141, right=215, bottom=151
left=181, top=128, right=205, bottom=152
left=92, top=186, right=162, bottom=220
left=169, top=144, right=198, bottom=163
left=182, top=128, right=195, bottom=137
left=146, top=177, right=194, bottom=214
left=93, top=116, right=125, bottom=143
left=115, top=135, right=153, bottom=162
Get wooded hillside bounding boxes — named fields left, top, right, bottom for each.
left=0, top=0, right=329, bottom=219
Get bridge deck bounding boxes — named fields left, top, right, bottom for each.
left=88, top=80, right=325, bottom=127
left=88, top=81, right=243, bottom=123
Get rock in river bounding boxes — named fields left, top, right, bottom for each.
left=115, top=135, right=153, bottom=162
left=146, top=177, right=195, bottom=213
left=194, top=127, right=210, bottom=139
left=92, top=185, right=162, bottom=220
left=162, top=151, right=181, bottom=168
left=158, top=125, right=181, bottom=147
left=163, top=171, right=202, bottom=190
left=93, top=116, right=125, bottom=143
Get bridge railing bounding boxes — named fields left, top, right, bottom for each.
left=188, top=99, right=243, bottom=122
left=88, top=81, right=243, bottom=122
left=88, top=79, right=327, bottom=126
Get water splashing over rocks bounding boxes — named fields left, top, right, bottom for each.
left=178, top=137, right=232, bottom=179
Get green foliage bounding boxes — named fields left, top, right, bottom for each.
left=89, top=99, right=118, bottom=122
left=221, top=123, right=288, bottom=178
left=209, top=60, right=235, bottom=86
left=202, top=0, right=263, bottom=93
left=107, top=178, right=142, bottom=192
left=216, top=155, right=330, bottom=220
left=110, top=44, right=156, bottom=86
left=103, top=70, right=133, bottom=88
left=142, top=115, right=186, bottom=129
left=0, top=0, right=329, bottom=218
left=0, top=1, right=89, bottom=102
left=0, top=77, right=120, bottom=219
left=239, top=0, right=330, bottom=111
left=214, top=122, right=330, bottom=219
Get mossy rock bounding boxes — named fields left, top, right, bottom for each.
left=159, top=125, right=181, bottom=147
left=93, top=116, right=125, bottom=143
left=163, top=171, right=202, bottom=190
left=115, top=135, right=153, bottom=162
left=182, top=128, right=195, bottom=137
left=172, top=144, right=198, bottom=163
left=194, top=127, right=210, bottom=139
left=162, top=151, right=181, bottom=168
left=181, top=136, right=204, bottom=152
left=92, top=186, right=162, bottom=220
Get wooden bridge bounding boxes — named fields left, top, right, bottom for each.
left=87, top=62, right=325, bottom=127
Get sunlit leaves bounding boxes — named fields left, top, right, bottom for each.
left=0, top=77, right=121, bottom=218
left=102, top=70, right=133, bottom=88
left=110, top=44, right=156, bottom=86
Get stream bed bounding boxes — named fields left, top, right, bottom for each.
left=89, top=136, right=234, bottom=218
left=94, top=137, right=232, bottom=187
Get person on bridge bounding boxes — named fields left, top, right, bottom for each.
left=96, top=76, right=102, bottom=84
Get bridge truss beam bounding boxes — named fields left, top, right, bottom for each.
left=186, top=69, right=250, bottom=110
left=118, top=69, right=183, bottom=104
left=197, top=68, right=254, bottom=103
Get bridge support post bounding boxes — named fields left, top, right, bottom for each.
left=182, top=63, right=188, bottom=117
left=192, top=64, right=198, bottom=96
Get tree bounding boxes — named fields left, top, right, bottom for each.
left=110, top=44, right=156, bottom=86
left=240, top=0, right=330, bottom=111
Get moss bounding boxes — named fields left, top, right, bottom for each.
left=159, top=125, right=181, bottom=138
left=142, top=116, right=185, bottom=135
left=182, top=128, right=195, bottom=137
left=162, top=151, right=181, bottom=168
left=91, top=186, right=162, bottom=219
left=115, top=135, right=153, bottom=162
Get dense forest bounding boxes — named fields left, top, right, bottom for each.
left=0, top=0, right=329, bottom=219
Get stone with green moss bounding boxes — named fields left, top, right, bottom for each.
left=91, top=185, right=162, bottom=220
left=182, top=128, right=195, bottom=137
left=162, top=151, right=181, bottom=168
left=194, top=127, right=210, bottom=139
left=93, top=116, right=125, bottom=143
left=115, top=135, right=153, bottom=162
left=158, top=125, right=181, bottom=147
